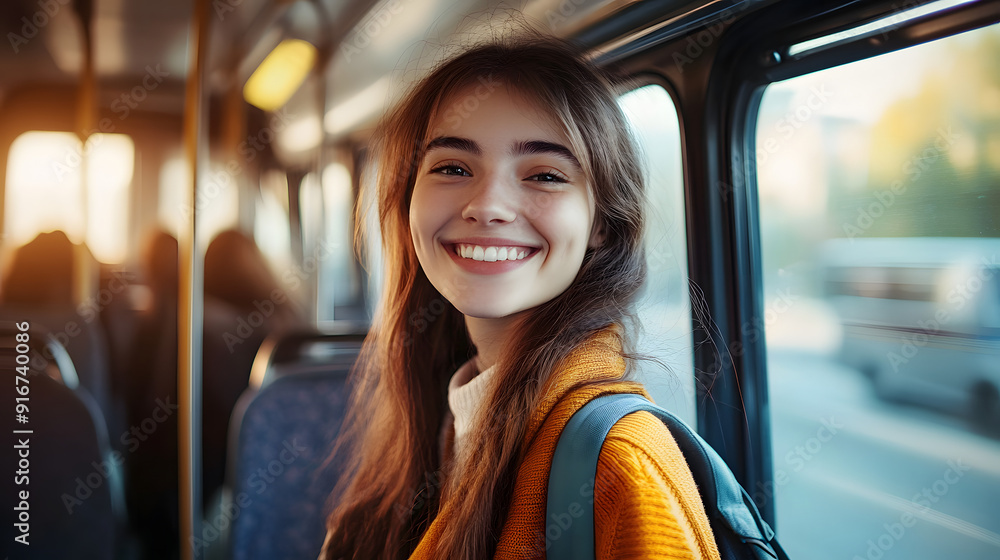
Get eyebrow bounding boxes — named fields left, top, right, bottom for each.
left=513, top=140, right=582, bottom=171
left=424, top=136, right=481, bottom=156
left=423, top=136, right=582, bottom=171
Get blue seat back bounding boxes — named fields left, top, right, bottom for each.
left=2, top=363, right=118, bottom=559
left=228, top=366, right=353, bottom=560
left=0, top=305, right=114, bottom=427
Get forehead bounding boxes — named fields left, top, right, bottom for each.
left=426, top=82, right=572, bottom=146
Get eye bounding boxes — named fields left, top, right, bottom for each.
left=429, top=163, right=471, bottom=177
left=526, top=170, right=568, bottom=183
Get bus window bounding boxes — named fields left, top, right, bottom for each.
left=158, top=154, right=189, bottom=238
left=317, top=161, right=362, bottom=323
left=158, top=154, right=239, bottom=250
left=618, top=83, right=695, bottom=425
left=756, top=22, right=1000, bottom=559
left=5, top=131, right=134, bottom=263
left=197, top=163, right=241, bottom=249
left=254, top=168, right=294, bottom=273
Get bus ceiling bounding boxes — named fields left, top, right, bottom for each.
left=0, top=0, right=764, bottom=142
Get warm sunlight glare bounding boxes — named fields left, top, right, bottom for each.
left=5, top=131, right=134, bottom=263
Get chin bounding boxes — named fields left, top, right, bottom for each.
left=451, top=298, right=531, bottom=321
left=454, top=304, right=517, bottom=319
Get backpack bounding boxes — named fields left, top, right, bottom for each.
left=546, top=393, right=790, bottom=559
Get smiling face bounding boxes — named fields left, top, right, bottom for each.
left=409, top=84, right=601, bottom=321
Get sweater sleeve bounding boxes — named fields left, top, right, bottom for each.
left=594, top=411, right=721, bottom=560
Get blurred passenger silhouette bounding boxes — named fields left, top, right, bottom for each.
left=202, top=229, right=303, bottom=509
left=0, top=230, right=75, bottom=305
left=103, top=227, right=304, bottom=558
left=128, top=229, right=180, bottom=560
left=0, top=230, right=127, bottom=550
left=0, top=230, right=115, bottom=429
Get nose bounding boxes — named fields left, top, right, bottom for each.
left=461, top=172, right=517, bottom=224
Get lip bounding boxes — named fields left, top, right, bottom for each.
left=442, top=239, right=539, bottom=275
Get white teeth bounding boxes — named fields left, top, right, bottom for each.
left=455, top=244, right=532, bottom=262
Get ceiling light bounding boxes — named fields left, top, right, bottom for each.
left=243, top=38, right=316, bottom=112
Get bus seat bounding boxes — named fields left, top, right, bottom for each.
left=0, top=305, right=117, bottom=443
left=226, top=368, right=354, bottom=560
left=223, top=331, right=364, bottom=560
left=1, top=322, right=79, bottom=387
left=0, top=231, right=117, bottom=433
left=1, top=327, right=124, bottom=559
left=202, top=296, right=273, bottom=512
left=248, top=327, right=367, bottom=388
left=201, top=229, right=309, bottom=508
left=96, top=263, right=142, bottom=449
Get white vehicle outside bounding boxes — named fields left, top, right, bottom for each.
left=822, top=237, right=1000, bottom=430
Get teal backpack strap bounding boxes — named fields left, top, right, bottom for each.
left=545, top=394, right=634, bottom=559
left=546, top=393, right=784, bottom=560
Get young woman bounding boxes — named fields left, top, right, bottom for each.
left=320, top=37, right=721, bottom=560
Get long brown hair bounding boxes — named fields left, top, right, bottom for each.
left=322, top=36, right=647, bottom=560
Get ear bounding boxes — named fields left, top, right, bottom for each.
left=588, top=221, right=606, bottom=248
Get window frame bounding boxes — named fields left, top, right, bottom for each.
left=721, top=0, right=998, bottom=527
left=589, top=0, right=1000, bottom=527
left=615, top=76, right=699, bottom=425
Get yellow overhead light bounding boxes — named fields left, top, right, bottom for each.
left=243, top=39, right=316, bottom=111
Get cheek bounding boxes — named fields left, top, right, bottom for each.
left=409, top=184, right=446, bottom=252
left=537, top=196, right=594, bottom=259
left=408, top=191, right=427, bottom=255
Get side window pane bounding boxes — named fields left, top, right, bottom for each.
left=318, top=162, right=362, bottom=322
left=619, top=84, right=695, bottom=425
left=757, top=24, right=1000, bottom=559
left=158, top=153, right=240, bottom=250
left=5, top=131, right=134, bottom=263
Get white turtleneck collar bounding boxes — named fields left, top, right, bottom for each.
left=447, top=357, right=497, bottom=459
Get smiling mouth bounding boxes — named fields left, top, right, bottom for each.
left=449, top=243, right=537, bottom=262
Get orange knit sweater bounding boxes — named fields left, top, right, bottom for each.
left=408, top=327, right=722, bottom=560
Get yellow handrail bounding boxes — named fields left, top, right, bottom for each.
left=180, top=0, right=211, bottom=557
